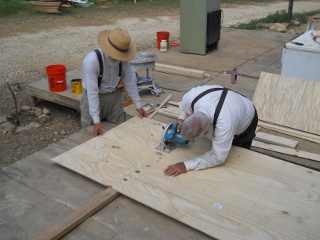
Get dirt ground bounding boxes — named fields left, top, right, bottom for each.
left=0, top=1, right=319, bottom=168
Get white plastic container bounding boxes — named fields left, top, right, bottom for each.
left=281, top=30, right=320, bottom=82
left=160, top=40, right=168, bottom=53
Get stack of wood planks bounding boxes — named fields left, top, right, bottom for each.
left=29, top=1, right=71, bottom=14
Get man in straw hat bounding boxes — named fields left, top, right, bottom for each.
left=81, top=28, right=147, bottom=136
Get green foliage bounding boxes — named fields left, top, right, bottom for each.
left=221, top=0, right=277, bottom=3
left=231, top=9, right=320, bottom=30
left=0, top=0, right=33, bottom=15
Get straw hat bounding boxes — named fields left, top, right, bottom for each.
left=97, top=28, right=137, bottom=61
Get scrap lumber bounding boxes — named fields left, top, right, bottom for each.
left=155, top=63, right=210, bottom=79
left=254, top=132, right=299, bottom=149
left=35, top=187, right=120, bottom=240
left=148, top=94, right=172, bottom=119
left=29, top=1, right=62, bottom=13
left=252, top=140, right=320, bottom=162
left=157, top=105, right=180, bottom=119
left=253, top=72, right=320, bottom=136
left=258, top=121, right=320, bottom=144
left=157, top=101, right=180, bottom=118
left=167, top=101, right=180, bottom=107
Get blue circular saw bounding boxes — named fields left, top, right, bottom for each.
left=156, top=122, right=189, bottom=153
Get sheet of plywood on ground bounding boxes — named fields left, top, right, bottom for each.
left=252, top=72, right=320, bottom=135
left=52, top=117, right=320, bottom=240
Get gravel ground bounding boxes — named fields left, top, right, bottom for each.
left=0, top=1, right=319, bottom=168
left=0, top=1, right=319, bottom=86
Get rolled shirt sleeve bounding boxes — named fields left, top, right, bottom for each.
left=184, top=110, right=237, bottom=171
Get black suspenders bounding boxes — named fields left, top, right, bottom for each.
left=94, top=49, right=122, bottom=89
left=191, top=88, right=229, bottom=131
left=94, top=49, right=103, bottom=89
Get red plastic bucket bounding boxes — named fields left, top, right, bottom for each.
left=156, top=31, right=170, bottom=49
left=46, top=64, right=67, bottom=92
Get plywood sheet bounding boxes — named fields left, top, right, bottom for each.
left=253, top=72, right=320, bottom=135
left=52, top=117, right=320, bottom=240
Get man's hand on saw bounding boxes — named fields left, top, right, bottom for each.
left=176, top=119, right=184, bottom=131
left=164, top=162, right=187, bottom=177
left=137, top=107, right=148, bottom=118
left=93, top=122, right=103, bottom=137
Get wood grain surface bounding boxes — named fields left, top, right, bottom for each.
left=52, top=117, right=320, bottom=240
left=253, top=72, right=320, bottom=136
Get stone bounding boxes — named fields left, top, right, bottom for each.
left=43, top=108, right=51, bottom=115
left=20, top=105, right=32, bottom=111
left=38, top=114, right=51, bottom=123
left=32, top=107, right=42, bottom=116
left=269, top=23, right=287, bottom=33
left=0, top=122, right=16, bottom=135
left=292, top=20, right=300, bottom=26
left=15, top=122, right=41, bottom=133
left=0, top=115, right=7, bottom=124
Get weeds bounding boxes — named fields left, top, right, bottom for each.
left=231, top=9, right=320, bottom=30
left=0, top=0, right=33, bottom=15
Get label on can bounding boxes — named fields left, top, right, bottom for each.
left=71, top=79, right=83, bottom=94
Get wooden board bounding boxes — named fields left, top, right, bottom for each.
left=35, top=187, right=120, bottom=240
left=157, top=105, right=180, bottom=118
left=52, top=117, right=320, bottom=240
left=254, top=132, right=299, bottom=149
left=252, top=140, right=320, bottom=162
left=252, top=72, right=320, bottom=136
left=26, top=70, right=133, bottom=110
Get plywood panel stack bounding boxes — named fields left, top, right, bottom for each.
left=253, top=72, right=320, bottom=139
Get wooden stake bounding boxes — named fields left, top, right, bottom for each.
left=148, top=94, right=172, bottom=119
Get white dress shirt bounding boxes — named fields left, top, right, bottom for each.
left=82, top=48, right=142, bottom=124
left=178, top=85, right=255, bottom=171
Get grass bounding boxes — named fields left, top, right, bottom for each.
left=230, top=9, right=320, bottom=30
left=0, top=0, right=33, bottom=15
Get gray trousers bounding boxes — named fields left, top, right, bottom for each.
left=80, top=88, right=126, bottom=127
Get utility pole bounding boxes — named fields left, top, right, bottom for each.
left=288, top=0, right=294, bottom=22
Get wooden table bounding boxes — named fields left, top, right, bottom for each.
left=25, top=69, right=83, bottom=110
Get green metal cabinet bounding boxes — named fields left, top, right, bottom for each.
left=180, top=0, right=221, bottom=55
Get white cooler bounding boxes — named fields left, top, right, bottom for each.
left=281, top=30, right=320, bottom=82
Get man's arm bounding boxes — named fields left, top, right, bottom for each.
left=164, top=120, right=236, bottom=177
left=83, top=52, right=103, bottom=136
left=121, top=62, right=143, bottom=110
